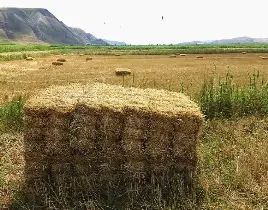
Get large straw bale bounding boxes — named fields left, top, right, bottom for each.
left=115, top=68, right=131, bottom=76
left=25, top=57, right=34, bottom=61
left=24, top=83, right=203, bottom=208
left=57, top=58, right=66, bottom=62
left=24, top=161, right=49, bottom=181
left=52, top=61, right=63, bottom=66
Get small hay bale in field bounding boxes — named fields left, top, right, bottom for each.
left=25, top=57, right=34, bottom=61
left=114, top=54, right=121, bottom=56
left=79, top=53, right=84, bottom=56
left=57, top=58, right=66, bottom=62
left=115, top=68, right=131, bottom=76
left=52, top=61, right=63, bottom=66
left=86, top=57, right=92, bottom=61
left=241, top=52, right=247, bottom=54
left=260, top=56, right=268, bottom=59
left=169, top=54, right=176, bottom=58
left=24, top=83, right=203, bottom=207
left=180, top=53, right=186, bottom=56
left=196, top=55, right=203, bottom=58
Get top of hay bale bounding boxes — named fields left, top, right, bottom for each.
left=25, top=83, right=202, bottom=118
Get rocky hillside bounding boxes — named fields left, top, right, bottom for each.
left=0, top=7, right=109, bottom=45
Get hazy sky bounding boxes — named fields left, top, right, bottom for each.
left=1, top=0, right=268, bottom=44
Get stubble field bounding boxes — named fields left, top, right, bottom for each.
left=1, top=53, right=268, bottom=101
left=1, top=52, right=268, bottom=209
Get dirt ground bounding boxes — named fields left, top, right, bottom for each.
left=1, top=53, right=268, bottom=102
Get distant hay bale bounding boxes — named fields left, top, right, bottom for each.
left=115, top=54, right=121, bottom=56
left=196, top=55, right=203, bottom=58
left=115, top=68, right=131, bottom=76
left=52, top=61, right=63, bottom=66
left=241, top=52, right=247, bottom=54
left=180, top=54, right=186, bottom=56
left=260, top=56, right=268, bottom=60
left=24, top=83, right=204, bottom=208
left=86, top=57, right=93, bottom=61
left=79, top=54, right=84, bottom=56
left=25, top=57, right=34, bottom=61
left=169, top=55, right=176, bottom=58
left=57, top=58, right=66, bottom=62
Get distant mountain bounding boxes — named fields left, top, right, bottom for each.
left=180, top=37, right=268, bottom=45
left=210, top=37, right=268, bottom=44
left=103, top=39, right=127, bottom=46
left=0, top=7, right=109, bottom=45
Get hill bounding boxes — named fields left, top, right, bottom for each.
left=180, top=36, right=268, bottom=45
left=0, top=7, right=109, bottom=45
left=103, top=39, right=127, bottom=46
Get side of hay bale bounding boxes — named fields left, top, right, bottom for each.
left=86, top=57, right=92, bottom=61
left=57, top=58, right=66, bottom=62
left=25, top=57, right=34, bottom=61
left=115, top=68, right=131, bottom=76
left=23, top=83, right=204, bottom=209
left=196, top=55, right=203, bottom=58
left=169, top=55, right=176, bottom=58
left=180, top=53, right=186, bottom=56
left=52, top=61, right=63, bottom=66
left=260, top=56, right=268, bottom=59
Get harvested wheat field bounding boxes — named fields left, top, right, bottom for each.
left=1, top=53, right=268, bottom=101
left=1, top=52, right=268, bottom=209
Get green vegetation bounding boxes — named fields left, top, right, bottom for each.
left=1, top=43, right=268, bottom=58
left=0, top=97, right=24, bottom=131
left=199, top=71, right=268, bottom=119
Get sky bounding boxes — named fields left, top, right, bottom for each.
left=1, top=0, right=268, bottom=45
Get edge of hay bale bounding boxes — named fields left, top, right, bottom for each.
left=57, top=58, right=67, bottom=62
left=52, top=61, right=64, bottom=66
left=25, top=57, right=34, bottom=61
left=23, top=83, right=204, bottom=208
left=25, top=83, right=203, bottom=119
left=115, top=68, right=131, bottom=76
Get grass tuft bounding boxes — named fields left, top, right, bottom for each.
left=0, top=97, right=24, bottom=131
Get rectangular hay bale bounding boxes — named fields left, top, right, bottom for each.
left=23, top=83, right=203, bottom=207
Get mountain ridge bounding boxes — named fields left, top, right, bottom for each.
left=0, top=7, right=111, bottom=45
left=180, top=36, right=268, bottom=45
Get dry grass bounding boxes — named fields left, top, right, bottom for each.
left=0, top=132, right=24, bottom=207
left=199, top=116, right=268, bottom=209
left=1, top=53, right=268, bottom=102
left=1, top=53, right=268, bottom=208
